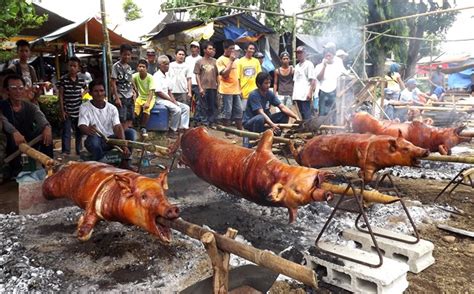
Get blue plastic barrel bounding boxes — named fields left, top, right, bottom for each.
left=146, top=103, right=169, bottom=131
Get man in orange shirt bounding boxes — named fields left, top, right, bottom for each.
left=216, top=39, right=243, bottom=138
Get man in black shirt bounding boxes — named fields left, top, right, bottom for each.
left=0, top=74, right=53, bottom=176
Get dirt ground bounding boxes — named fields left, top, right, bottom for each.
left=0, top=129, right=473, bottom=293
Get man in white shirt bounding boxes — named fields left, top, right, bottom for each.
left=315, top=46, right=346, bottom=118
left=169, top=48, right=192, bottom=107
left=153, top=55, right=190, bottom=139
left=292, top=46, right=315, bottom=120
left=78, top=79, right=136, bottom=165
left=185, top=41, right=203, bottom=123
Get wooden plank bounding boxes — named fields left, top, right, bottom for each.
left=437, top=224, right=474, bottom=238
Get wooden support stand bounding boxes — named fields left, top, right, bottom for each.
left=201, top=228, right=238, bottom=293
left=157, top=217, right=318, bottom=288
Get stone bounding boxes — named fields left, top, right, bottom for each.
left=466, top=244, right=474, bottom=254
left=442, top=236, right=456, bottom=243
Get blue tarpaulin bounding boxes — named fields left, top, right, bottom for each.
left=224, top=25, right=254, bottom=41
left=447, top=68, right=474, bottom=89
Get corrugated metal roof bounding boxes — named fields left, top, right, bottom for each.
left=31, top=17, right=142, bottom=48
left=147, top=13, right=273, bottom=42
left=148, top=20, right=204, bottom=40
left=19, top=3, right=73, bottom=37
left=211, top=13, right=274, bottom=42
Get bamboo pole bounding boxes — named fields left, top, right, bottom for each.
left=4, top=135, right=44, bottom=163
left=321, top=183, right=400, bottom=204
left=100, top=0, right=113, bottom=97
left=216, top=125, right=302, bottom=144
left=105, top=138, right=169, bottom=156
left=156, top=217, right=318, bottom=288
left=425, top=154, right=474, bottom=164
left=460, top=131, right=474, bottom=137
left=17, top=143, right=57, bottom=172
left=365, top=6, right=474, bottom=28
left=393, top=105, right=472, bottom=111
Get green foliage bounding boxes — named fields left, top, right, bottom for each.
left=0, top=0, right=47, bottom=42
left=123, top=0, right=143, bottom=21
left=0, top=51, right=15, bottom=63
left=38, top=95, right=61, bottom=136
left=162, top=0, right=286, bottom=33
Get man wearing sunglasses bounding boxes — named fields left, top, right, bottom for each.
left=0, top=74, right=53, bottom=177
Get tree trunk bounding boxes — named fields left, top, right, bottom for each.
left=404, top=2, right=427, bottom=79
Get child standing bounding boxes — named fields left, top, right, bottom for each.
left=111, top=44, right=135, bottom=129
left=132, top=59, right=155, bottom=132
left=57, top=56, right=87, bottom=155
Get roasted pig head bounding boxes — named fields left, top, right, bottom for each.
left=290, top=132, right=429, bottom=183
left=43, top=162, right=179, bottom=243
left=180, top=127, right=333, bottom=223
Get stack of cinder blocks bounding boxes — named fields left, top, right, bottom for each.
left=307, top=228, right=435, bottom=293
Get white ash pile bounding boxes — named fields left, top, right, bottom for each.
left=0, top=213, right=62, bottom=292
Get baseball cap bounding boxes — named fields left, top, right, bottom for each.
left=190, top=41, right=200, bottom=47
left=336, top=49, right=348, bottom=57
left=280, top=51, right=290, bottom=58
left=254, top=52, right=264, bottom=59
left=406, top=78, right=417, bottom=86
left=296, top=46, right=305, bottom=52
left=234, top=44, right=241, bottom=51
left=146, top=48, right=156, bottom=55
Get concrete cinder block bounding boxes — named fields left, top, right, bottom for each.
left=343, top=228, right=435, bottom=273
left=309, top=242, right=409, bottom=294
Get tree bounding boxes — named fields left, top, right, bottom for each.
left=162, top=0, right=287, bottom=33
left=366, top=0, right=457, bottom=78
left=123, top=0, right=142, bottom=21
left=302, top=0, right=457, bottom=78
left=0, top=0, right=47, bottom=42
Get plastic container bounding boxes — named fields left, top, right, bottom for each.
left=146, top=103, right=169, bottom=131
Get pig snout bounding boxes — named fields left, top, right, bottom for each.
left=312, top=189, right=333, bottom=202
left=157, top=204, right=180, bottom=219
left=165, top=205, right=180, bottom=219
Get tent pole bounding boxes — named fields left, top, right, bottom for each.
left=100, top=0, right=113, bottom=98
left=292, top=13, right=296, bottom=66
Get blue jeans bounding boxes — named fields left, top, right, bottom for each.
left=84, top=128, right=136, bottom=161
left=61, top=116, right=82, bottom=154
left=296, top=100, right=312, bottom=120
left=318, top=90, right=336, bottom=116
left=243, top=112, right=289, bottom=133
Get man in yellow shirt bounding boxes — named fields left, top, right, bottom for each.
left=216, top=39, right=243, bottom=138
left=237, top=43, right=261, bottom=109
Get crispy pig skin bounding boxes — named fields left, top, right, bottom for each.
left=290, top=133, right=429, bottom=183
left=352, top=112, right=471, bottom=155
left=43, top=161, right=179, bottom=242
left=180, top=127, right=332, bottom=223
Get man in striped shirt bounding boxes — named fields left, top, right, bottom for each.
left=58, top=56, right=87, bottom=155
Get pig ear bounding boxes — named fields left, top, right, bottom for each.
left=157, top=169, right=169, bottom=190
left=388, top=139, right=397, bottom=152
left=257, top=130, right=274, bottom=153
left=268, top=183, right=285, bottom=202
left=397, top=129, right=403, bottom=138
left=114, top=174, right=134, bottom=198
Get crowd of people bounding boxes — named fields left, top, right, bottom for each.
left=1, top=38, right=351, bottom=178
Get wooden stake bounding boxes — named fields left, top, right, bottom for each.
left=425, top=154, right=474, bottom=164
left=157, top=217, right=318, bottom=288
left=321, top=182, right=400, bottom=204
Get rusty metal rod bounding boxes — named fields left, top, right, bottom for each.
left=106, top=138, right=169, bottom=156
left=157, top=217, right=318, bottom=288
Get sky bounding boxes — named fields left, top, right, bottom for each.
left=35, top=0, right=474, bottom=54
